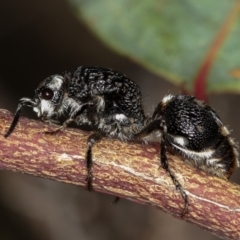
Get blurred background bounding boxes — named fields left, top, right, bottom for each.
left=0, top=1, right=240, bottom=239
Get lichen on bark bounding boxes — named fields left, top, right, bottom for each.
left=0, top=109, right=240, bottom=239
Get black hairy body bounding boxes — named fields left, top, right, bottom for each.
left=4, top=67, right=239, bottom=216
left=135, top=94, right=239, bottom=215
left=65, top=67, right=146, bottom=140
left=5, top=66, right=147, bottom=190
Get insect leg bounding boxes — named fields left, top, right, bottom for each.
left=160, top=135, right=189, bottom=216
left=86, top=133, right=120, bottom=203
left=133, top=119, right=160, bottom=139
left=45, top=101, right=94, bottom=134
left=134, top=119, right=188, bottom=215
left=86, top=132, right=104, bottom=191
left=45, top=118, right=75, bottom=134
left=5, top=98, right=36, bottom=138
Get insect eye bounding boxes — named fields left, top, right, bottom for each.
left=41, top=88, right=54, bottom=100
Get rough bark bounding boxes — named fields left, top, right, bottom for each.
left=0, top=109, right=240, bottom=239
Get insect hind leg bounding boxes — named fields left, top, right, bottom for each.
left=161, top=136, right=189, bottom=217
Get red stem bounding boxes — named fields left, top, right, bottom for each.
left=194, top=1, right=240, bottom=101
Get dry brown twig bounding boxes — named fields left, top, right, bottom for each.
left=0, top=109, right=240, bottom=239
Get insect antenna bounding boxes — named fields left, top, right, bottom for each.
left=4, top=98, right=36, bottom=138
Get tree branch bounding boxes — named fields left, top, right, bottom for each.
left=0, top=109, right=240, bottom=239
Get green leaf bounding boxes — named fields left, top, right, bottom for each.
left=70, top=0, right=240, bottom=96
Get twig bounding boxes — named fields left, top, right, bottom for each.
left=0, top=109, right=240, bottom=239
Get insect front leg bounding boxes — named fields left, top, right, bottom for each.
left=45, top=101, right=94, bottom=134
left=45, top=118, right=75, bottom=135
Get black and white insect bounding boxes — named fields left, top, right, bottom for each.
left=4, top=66, right=239, bottom=216
left=135, top=94, right=239, bottom=215
left=4, top=66, right=147, bottom=190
